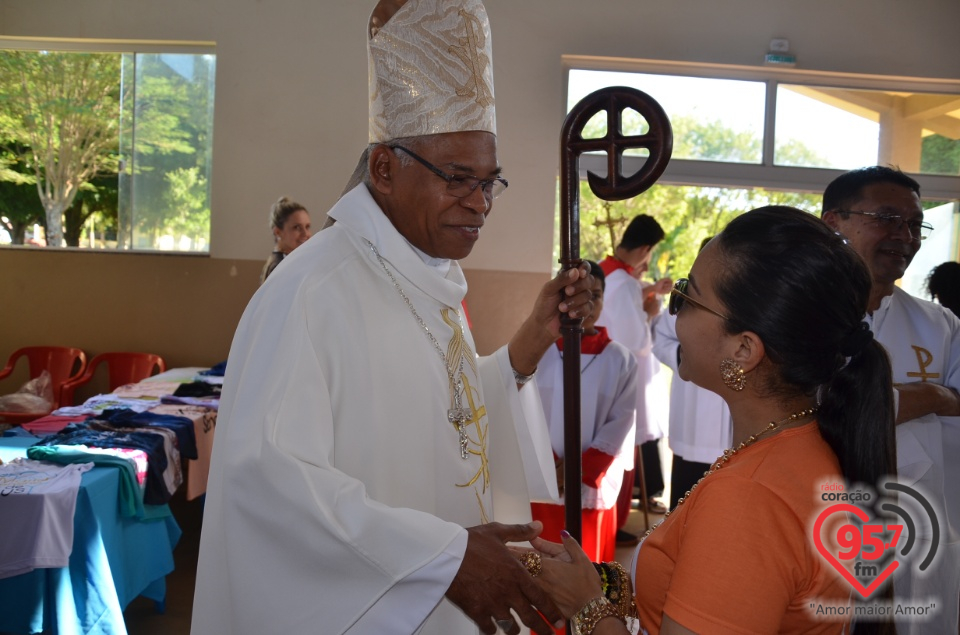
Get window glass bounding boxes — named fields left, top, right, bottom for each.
left=569, top=69, right=767, bottom=164
left=554, top=181, right=823, bottom=280
left=564, top=67, right=959, bottom=273
left=775, top=84, right=960, bottom=176
left=119, top=53, right=216, bottom=251
left=900, top=202, right=959, bottom=298
left=0, top=47, right=215, bottom=251
left=774, top=85, right=879, bottom=169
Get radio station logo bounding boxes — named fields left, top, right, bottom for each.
left=811, top=479, right=941, bottom=619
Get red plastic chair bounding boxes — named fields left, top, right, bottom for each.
left=60, top=352, right=167, bottom=406
left=0, top=346, right=87, bottom=424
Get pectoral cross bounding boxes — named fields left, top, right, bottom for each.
left=448, top=407, right=470, bottom=459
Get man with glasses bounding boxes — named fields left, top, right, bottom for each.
left=193, top=1, right=590, bottom=634
left=822, top=166, right=960, bottom=634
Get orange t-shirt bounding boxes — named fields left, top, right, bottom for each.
left=634, top=422, right=851, bottom=634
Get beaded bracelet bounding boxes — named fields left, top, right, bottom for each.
left=592, top=561, right=638, bottom=624
left=571, top=596, right=621, bottom=635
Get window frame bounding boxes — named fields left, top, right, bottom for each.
left=0, top=36, right=216, bottom=253
left=563, top=55, right=960, bottom=202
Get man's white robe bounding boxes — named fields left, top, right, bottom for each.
left=651, top=312, right=732, bottom=465
left=534, top=342, right=637, bottom=509
left=191, top=185, right=556, bottom=635
left=595, top=269, right=667, bottom=443
left=870, top=286, right=960, bottom=634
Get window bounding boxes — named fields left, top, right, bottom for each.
left=553, top=180, right=822, bottom=280
left=774, top=84, right=960, bottom=175
left=562, top=59, right=960, bottom=295
left=0, top=40, right=215, bottom=252
left=569, top=70, right=767, bottom=164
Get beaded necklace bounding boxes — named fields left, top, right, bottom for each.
left=641, top=406, right=818, bottom=540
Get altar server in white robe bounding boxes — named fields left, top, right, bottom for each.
left=823, top=166, right=960, bottom=635
left=652, top=309, right=733, bottom=509
left=191, top=2, right=595, bottom=634
left=531, top=261, right=637, bottom=562
left=596, top=216, right=670, bottom=536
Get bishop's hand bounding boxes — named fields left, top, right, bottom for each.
left=446, top=521, right=564, bottom=635
left=894, top=381, right=960, bottom=422
left=508, top=264, right=594, bottom=379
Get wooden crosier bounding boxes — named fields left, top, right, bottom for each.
left=559, top=86, right=672, bottom=543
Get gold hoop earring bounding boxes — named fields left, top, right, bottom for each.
left=720, top=358, right=746, bottom=391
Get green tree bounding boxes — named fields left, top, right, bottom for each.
left=161, top=167, right=210, bottom=249
left=672, top=116, right=760, bottom=163
left=0, top=151, right=44, bottom=244
left=920, top=134, right=960, bottom=176
left=0, top=50, right=121, bottom=247
left=63, top=174, right=119, bottom=247
left=119, top=53, right=213, bottom=249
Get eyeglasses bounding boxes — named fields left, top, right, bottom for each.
left=839, top=210, right=933, bottom=241
left=392, top=145, right=508, bottom=200
left=668, top=278, right=730, bottom=321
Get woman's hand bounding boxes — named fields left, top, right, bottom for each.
left=530, top=531, right=604, bottom=618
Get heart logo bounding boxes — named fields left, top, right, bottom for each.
left=813, top=503, right=899, bottom=598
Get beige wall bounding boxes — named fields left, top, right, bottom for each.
left=0, top=248, right=260, bottom=371
left=464, top=269, right=550, bottom=355
left=2, top=0, right=959, bottom=363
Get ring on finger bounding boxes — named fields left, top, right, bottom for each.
left=519, top=551, right=543, bottom=577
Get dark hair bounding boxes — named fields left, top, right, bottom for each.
left=269, top=196, right=307, bottom=231
left=619, top=214, right=664, bottom=250
left=926, top=261, right=960, bottom=317
left=585, top=259, right=605, bottom=291
left=713, top=207, right=896, bottom=489
left=821, top=166, right=920, bottom=216
left=717, top=206, right=898, bottom=632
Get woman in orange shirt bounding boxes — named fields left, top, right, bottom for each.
left=525, top=207, right=897, bottom=635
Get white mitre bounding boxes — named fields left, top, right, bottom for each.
left=368, top=0, right=496, bottom=143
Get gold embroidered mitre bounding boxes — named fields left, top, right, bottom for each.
left=368, top=0, right=496, bottom=143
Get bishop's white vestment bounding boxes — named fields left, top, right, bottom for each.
left=651, top=312, right=732, bottom=465
left=870, top=287, right=960, bottom=634
left=191, top=185, right=556, bottom=635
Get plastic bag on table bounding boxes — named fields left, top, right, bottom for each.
left=0, top=370, right=55, bottom=413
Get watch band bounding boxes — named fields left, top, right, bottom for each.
left=512, top=366, right=536, bottom=385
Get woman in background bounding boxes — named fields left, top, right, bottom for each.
left=260, top=196, right=311, bottom=283
left=926, top=261, right=960, bottom=317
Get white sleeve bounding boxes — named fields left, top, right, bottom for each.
left=348, top=531, right=467, bottom=633
left=651, top=311, right=680, bottom=372
left=478, top=346, right=559, bottom=509
left=604, top=278, right=652, bottom=357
